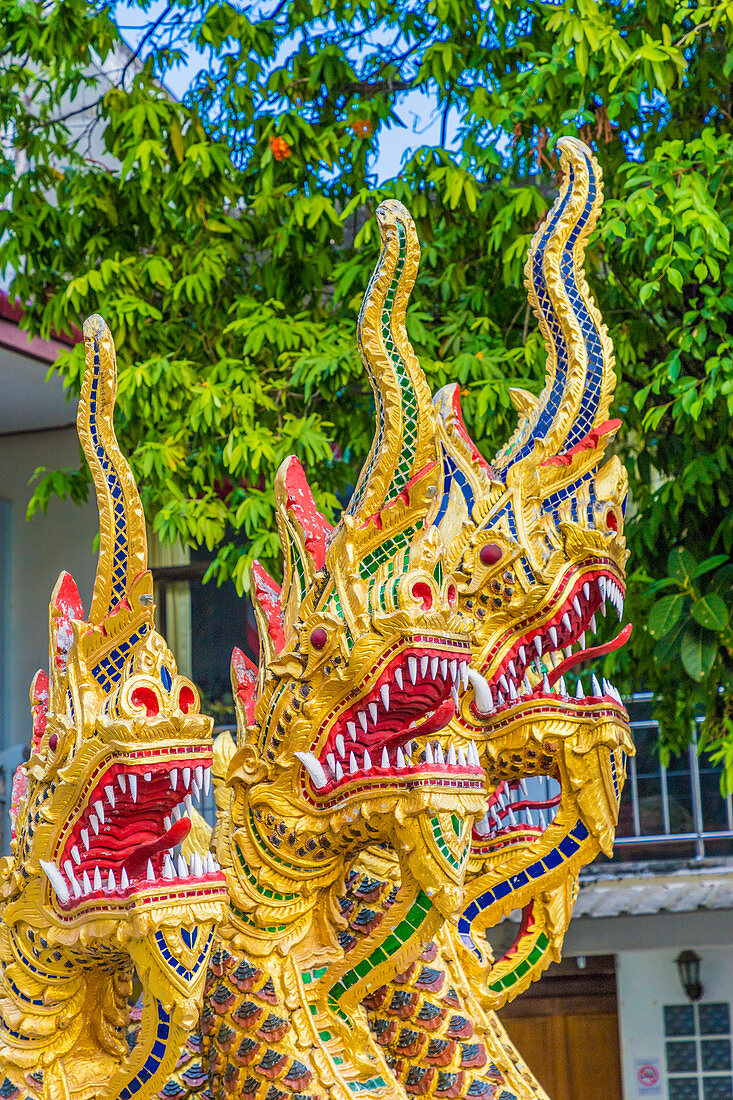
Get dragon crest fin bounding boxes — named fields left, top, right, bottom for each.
left=250, top=560, right=286, bottom=662
left=493, top=137, right=616, bottom=475
left=274, top=456, right=333, bottom=638
left=78, top=314, right=147, bottom=625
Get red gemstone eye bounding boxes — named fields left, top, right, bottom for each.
left=606, top=511, right=618, bottom=532
left=479, top=543, right=502, bottom=566
left=446, top=584, right=457, bottom=607
left=412, top=582, right=434, bottom=610
left=48, top=733, right=58, bottom=752
left=179, top=686, right=195, bottom=714
left=130, top=686, right=160, bottom=717
left=310, top=627, right=328, bottom=649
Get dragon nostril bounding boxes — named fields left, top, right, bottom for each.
left=480, top=543, right=502, bottom=566
left=179, top=686, right=195, bottom=714
left=310, top=627, right=328, bottom=649
left=606, top=510, right=618, bottom=532
left=411, top=582, right=433, bottom=610
left=130, top=687, right=160, bottom=717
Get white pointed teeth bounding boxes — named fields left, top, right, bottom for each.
left=467, top=668, right=494, bottom=715
left=542, top=673, right=551, bottom=694
left=294, top=751, right=328, bottom=790
left=107, top=869, right=116, bottom=892
left=347, top=720, right=357, bottom=741
left=71, top=845, right=81, bottom=865
left=163, top=854, right=176, bottom=880
left=451, top=686, right=460, bottom=707
left=170, top=769, right=178, bottom=791
left=121, top=867, right=129, bottom=890
left=94, top=800, right=105, bottom=826
left=381, top=746, right=389, bottom=769
left=368, top=701, right=378, bottom=725
left=420, top=655, right=429, bottom=677
left=534, top=636, right=543, bottom=656
left=117, top=773, right=127, bottom=794
left=380, top=684, right=390, bottom=711
left=336, top=733, right=345, bottom=758
left=395, top=667, right=404, bottom=690
left=430, top=656, right=439, bottom=680
left=576, top=679, right=585, bottom=699
left=182, top=767, right=191, bottom=788
left=358, top=710, right=368, bottom=733
left=93, top=866, right=102, bottom=891
left=408, top=656, right=418, bottom=684
left=448, top=743, right=457, bottom=767
left=583, top=582, right=591, bottom=601
left=195, top=765, right=204, bottom=790
left=363, top=749, right=373, bottom=771
left=41, top=860, right=70, bottom=904
left=396, top=746, right=406, bottom=769
left=90, top=814, right=99, bottom=836
left=549, top=626, right=558, bottom=647
left=591, top=673, right=603, bottom=698
left=82, top=870, right=92, bottom=895
left=147, top=859, right=155, bottom=882
left=104, top=785, right=115, bottom=809
left=129, top=774, right=138, bottom=803
left=177, top=854, right=188, bottom=879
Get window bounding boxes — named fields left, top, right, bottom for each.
left=665, top=1003, right=732, bottom=1100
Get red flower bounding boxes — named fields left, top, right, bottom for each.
left=350, top=119, right=373, bottom=138
left=269, top=135, right=292, bottom=161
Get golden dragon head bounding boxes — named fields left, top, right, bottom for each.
left=0, top=317, right=227, bottom=1096
left=222, top=202, right=487, bottom=979
left=427, top=138, right=634, bottom=1001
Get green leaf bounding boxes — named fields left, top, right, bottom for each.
left=648, top=593, right=687, bottom=638
left=693, top=554, right=729, bottom=579
left=680, top=623, right=718, bottom=682
left=667, top=548, right=698, bottom=586
left=691, top=594, right=729, bottom=632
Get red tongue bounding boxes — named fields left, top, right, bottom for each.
left=547, top=624, right=632, bottom=686
left=411, top=698, right=456, bottom=738
left=133, top=817, right=191, bottom=862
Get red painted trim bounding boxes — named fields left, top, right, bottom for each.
left=0, top=292, right=78, bottom=365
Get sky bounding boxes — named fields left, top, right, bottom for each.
left=114, top=1, right=462, bottom=183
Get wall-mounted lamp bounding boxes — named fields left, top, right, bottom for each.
left=675, top=950, right=703, bottom=1003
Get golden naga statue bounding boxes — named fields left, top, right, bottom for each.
left=0, top=317, right=228, bottom=1098
left=0, top=135, right=632, bottom=1100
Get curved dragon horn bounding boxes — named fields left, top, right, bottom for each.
left=78, top=315, right=147, bottom=624
left=342, top=199, right=437, bottom=532
left=493, top=137, right=616, bottom=477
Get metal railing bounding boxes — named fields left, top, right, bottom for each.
left=613, top=695, right=733, bottom=861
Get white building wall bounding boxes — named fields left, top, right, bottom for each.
left=0, top=426, right=97, bottom=749
left=617, top=945, right=733, bottom=1099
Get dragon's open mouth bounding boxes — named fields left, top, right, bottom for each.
left=42, top=748, right=224, bottom=908
left=472, top=776, right=561, bottom=847
left=468, top=568, right=629, bottom=717
left=296, top=640, right=485, bottom=800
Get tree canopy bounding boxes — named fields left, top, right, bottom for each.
left=2, top=0, right=732, bottom=778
